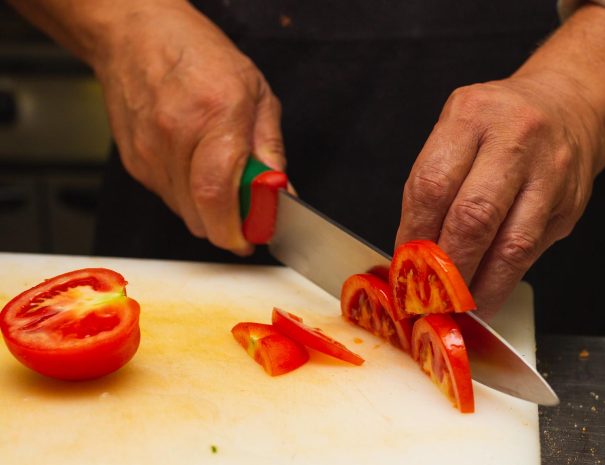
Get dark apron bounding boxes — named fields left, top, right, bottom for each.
left=95, top=2, right=604, bottom=335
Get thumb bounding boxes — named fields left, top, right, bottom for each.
left=252, top=90, right=286, bottom=172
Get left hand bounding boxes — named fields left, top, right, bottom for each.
left=395, top=71, right=605, bottom=319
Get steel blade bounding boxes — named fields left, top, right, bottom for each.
left=269, top=191, right=392, bottom=298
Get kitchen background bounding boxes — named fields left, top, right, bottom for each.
left=0, top=4, right=111, bottom=255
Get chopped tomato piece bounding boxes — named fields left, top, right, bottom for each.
left=231, top=322, right=309, bottom=376
left=0, top=268, right=140, bottom=380
left=271, top=308, right=364, bottom=366
left=412, top=314, right=474, bottom=413
left=340, top=273, right=413, bottom=352
left=389, top=240, right=476, bottom=318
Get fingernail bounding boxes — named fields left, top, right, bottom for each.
left=255, top=150, right=285, bottom=172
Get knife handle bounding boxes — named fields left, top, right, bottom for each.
left=239, top=157, right=288, bottom=244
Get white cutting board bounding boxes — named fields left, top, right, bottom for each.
left=0, top=253, right=539, bottom=464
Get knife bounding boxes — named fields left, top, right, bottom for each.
left=239, top=158, right=559, bottom=406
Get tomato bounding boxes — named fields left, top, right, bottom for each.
left=389, top=240, right=476, bottom=318
left=341, top=273, right=413, bottom=352
left=271, top=308, right=364, bottom=366
left=0, top=268, right=140, bottom=381
left=231, top=322, right=309, bottom=376
left=411, top=314, right=474, bottom=413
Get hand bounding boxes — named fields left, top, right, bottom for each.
left=395, top=72, right=604, bottom=319
left=93, top=2, right=284, bottom=255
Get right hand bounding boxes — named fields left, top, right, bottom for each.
left=92, top=1, right=285, bottom=255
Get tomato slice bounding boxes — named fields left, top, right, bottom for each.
left=271, top=308, right=364, bottom=366
left=0, top=268, right=140, bottom=381
left=389, top=240, right=476, bottom=318
left=231, top=322, right=309, bottom=376
left=411, top=314, right=474, bottom=413
left=340, top=273, right=413, bottom=352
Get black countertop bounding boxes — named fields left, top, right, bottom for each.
left=538, top=334, right=605, bottom=464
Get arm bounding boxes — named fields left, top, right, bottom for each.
left=7, top=0, right=286, bottom=255
left=396, top=3, right=605, bottom=318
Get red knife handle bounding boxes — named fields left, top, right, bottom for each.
left=239, top=158, right=288, bottom=244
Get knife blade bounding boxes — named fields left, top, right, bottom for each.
left=268, top=190, right=559, bottom=406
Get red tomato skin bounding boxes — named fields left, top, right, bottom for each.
left=258, top=334, right=309, bottom=376
left=0, top=268, right=141, bottom=381
left=411, top=314, right=474, bottom=413
left=340, top=273, right=413, bottom=352
left=389, top=240, right=476, bottom=318
left=231, top=322, right=309, bottom=376
left=271, top=308, right=364, bottom=366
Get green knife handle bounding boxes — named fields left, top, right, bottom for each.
left=240, top=157, right=288, bottom=244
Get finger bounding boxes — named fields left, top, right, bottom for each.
left=170, top=154, right=208, bottom=238
left=287, top=182, right=298, bottom=196
left=395, top=117, right=480, bottom=250
left=190, top=99, right=256, bottom=255
left=436, top=141, right=527, bottom=283
left=252, top=89, right=286, bottom=172
left=469, top=186, right=551, bottom=321
left=144, top=107, right=209, bottom=238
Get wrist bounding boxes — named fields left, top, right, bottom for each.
left=72, top=0, right=195, bottom=71
left=514, top=3, right=605, bottom=176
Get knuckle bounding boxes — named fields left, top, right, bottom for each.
left=494, top=231, right=541, bottom=273
left=191, top=178, right=231, bottom=209
left=552, top=147, right=574, bottom=173
left=404, top=167, right=454, bottom=210
left=440, top=84, right=501, bottom=134
left=199, top=90, right=231, bottom=118
left=444, top=197, right=502, bottom=242
left=445, top=84, right=491, bottom=118
left=194, top=82, right=248, bottom=120
left=512, top=105, right=548, bottom=141
left=153, top=106, right=180, bottom=134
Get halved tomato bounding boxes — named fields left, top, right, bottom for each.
left=0, top=268, right=140, bottom=380
left=390, top=240, right=476, bottom=318
left=340, top=273, right=413, bottom=352
left=411, top=314, right=474, bottom=413
left=231, top=322, right=309, bottom=376
left=271, top=308, right=364, bottom=366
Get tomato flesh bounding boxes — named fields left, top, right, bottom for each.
left=412, top=314, right=474, bottom=413
left=341, top=273, right=413, bottom=352
left=231, top=322, right=309, bottom=376
left=0, top=268, right=140, bottom=380
left=272, top=308, right=364, bottom=366
left=390, top=240, right=476, bottom=318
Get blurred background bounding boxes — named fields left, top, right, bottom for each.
left=0, top=4, right=110, bottom=256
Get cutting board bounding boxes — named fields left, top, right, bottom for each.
left=0, top=252, right=540, bottom=464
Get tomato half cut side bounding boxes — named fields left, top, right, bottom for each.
left=231, top=322, right=309, bottom=376
left=0, top=268, right=140, bottom=381
left=389, top=240, right=476, bottom=317
left=411, top=314, right=474, bottom=413
left=271, top=308, right=364, bottom=366
left=341, top=273, right=413, bottom=352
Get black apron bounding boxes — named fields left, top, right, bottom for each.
left=95, top=1, right=604, bottom=335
